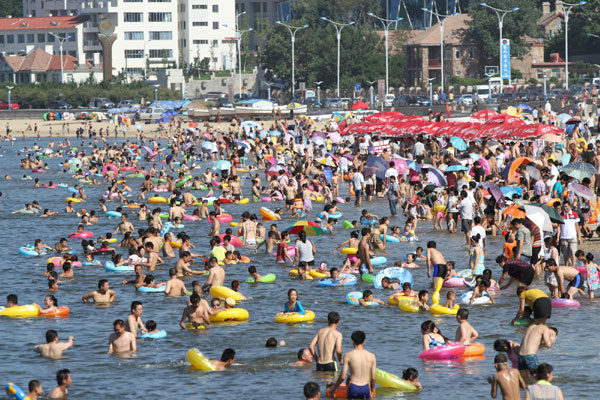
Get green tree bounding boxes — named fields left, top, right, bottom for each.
left=544, top=0, right=600, bottom=58
left=466, top=0, right=542, bottom=61
left=0, top=0, right=21, bottom=17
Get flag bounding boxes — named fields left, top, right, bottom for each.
left=446, top=103, right=451, bottom=119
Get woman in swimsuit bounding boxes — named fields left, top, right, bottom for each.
left=469, top=234, right=485, bottom=276
left=421, top=320, right=452, bottom=350
left=283, top=288, right=305, bottom=314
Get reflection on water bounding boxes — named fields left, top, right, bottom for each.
left=0, top=138, right=594, bottom=398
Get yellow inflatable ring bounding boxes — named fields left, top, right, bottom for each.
left=65, top=197, right=83, bottom=203
left=187, top=348, right=217, bottom=371
left=430, top=304, right=460, bottom=315
left=239, top=198, right=250, bottom=204
left=309, top=270, right=328, bottom=278
left=289, top=269, right=313, bottom=280
left=0, top=304, right=39, bottom=318
left=209, top=286, right=246, bottom=302
left=167, top=240, right=182, bottom=248
left=229, top=222, right=239, bottom=227
left=185, top=322, right=207, bottom=330
left=340, top=247, right=358, bottom=255
left=274, top=309, right=315, bottom=323
left=259, top=207, right=278, bottom=221
left=388, top=292, right=416, bottom=305
left=209, top=308, right=249, bottom=323
left=398, top=299, right=421, bottom=313
left=148, top=196, right=167, bottom=204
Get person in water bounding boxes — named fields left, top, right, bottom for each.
left=34, top=329, right=74, bottom=359
left=328, top=331, right=376, bottom=399
left=26, top=380, right=43, bottom=400
left=309, top=311, right=343, bottom=372
left=455, top=308, right=478, bottom=345
left=421, top=320, right=451, bottom=350
left=210, top=348, right=236, bottom=370
left=49, top=369, right=71, bottom=399
left=282, top=288, right=305, bottom=314
left=488, top=354, right=526, bottom=400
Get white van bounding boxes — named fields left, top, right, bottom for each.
left=384, top=94, right=395, bottom=107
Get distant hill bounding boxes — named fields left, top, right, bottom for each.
left=0, top=0, right=22, bottom=18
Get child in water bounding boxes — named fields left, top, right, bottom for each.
left=417, top=290, right=430, bottom=311
left=145, top=320, right=160, bottom=334
left=469, top=280, right=495, bottom=305
left=402, top=368, right=422, bottom=390
left=359, top=290, right=385, bottom=306
left=400, top=254, right=419, bottom=269
left=444, top=291, right=455, bottom=309
left=421, top=320, right=451, bottom=350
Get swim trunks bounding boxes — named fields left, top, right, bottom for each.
left=359, top=264, right=370, bottom=275
left=347, top=383, right=371, bottom=399
left=433, top=264, right=448, bottom=278
left=316, top=361, right=337, bottom=372
left=533, top=297, right=552, bottom=320
left=568, top=273, right=583, bottom=289
left=518, top=354, right=540, bottom=371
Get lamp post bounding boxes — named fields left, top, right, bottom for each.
left=320, top=17, right=354, bottom=98
left=367, top=12, right=403, bottom=95
left=265, top=82, right=273, bottom=101
left=421, top=8, right=454, bottom=95
left=558, top=1, right=586, bottom=90
left=427, top=77, right=435, bottom=106
left=276, top=21, right=308, bottom=100
left=479, top=3, right=520, bottom=93
left=6, top=86, right=14, bottom=110
left=224, top=16, right=253, bottom=101
left=153, top=84, right=159, bottom=102
left=367, top=80, right=376, bottom=108
left=485, top=72, right=494, bottom=104
left=542, top=68, right=552, bottom=101
left=48, top=32, right=71, bottom=83
left=143, top=39, right=153, bottom=80
left=315, top=81, right=323, bottom=108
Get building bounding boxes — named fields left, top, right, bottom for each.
left=235, top=0, right=293, bottom=27
left=22, top=0, right=236, bottom=78
left=0, top=47, right=102, bottom=83
left=0, top=15, right=89, bottom=63
left=538, top=1, right=564, bottom=38
left=178, top=0, right=236, bottom=71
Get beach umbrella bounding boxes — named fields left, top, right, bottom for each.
left=323, top=168, right=333, bottom=184
left=500, top=186, right=522, bottom=198
left=563, top=161, right=597, bottom=181
left=269, top=130, right=282, bottom=136
left=487, top=182, right=506, bottom=208
left=503, top=204, right=527, bottom=218
left=449, top=136, right=467, bottom=151
left=567, top=182, right=595, bottom=201
left=135, top=122, right=143, bottom=131
left=265, top=156, right=277, bottom=165
left=408, top=161, right=421, bottom=172
left=524, top=205, right=553, bottom=233
left=558, top=113, right=571, bottom=124
left=540, top=133, right=562, bottom=143
left=240, top=121, right=260, bottom=133
left=427, top=167, right=447, bottom=187
left=327, top=132, right=341, bottom=144
left=566, top=118, right=581, bottom=125
left=266, top=164, right=285, bottom=177
left=235, top=140, right=251, bottom=150
left=516, top=104, right=532, bottom=111
left=212, top=160, right=231, bottom=171
left=444, top=164, right=469, bottom=172
left=525, top=165, right=541, bottom=181
left=366, top=156, right=388, bottom=179
left=502, top=157, right=534, bottom=183
left=478, top=157, right=490, bottom=176
left=528, top=203, right=564, bottom=223
left=312, top=136, right=326, bottom=146
left=318, top=157, right=337, bottom=168
left=285, top=220, right=325, bottom=236
left=391, top=157, right=408, bottom=175
left=471, top=109, right=498, bottom=120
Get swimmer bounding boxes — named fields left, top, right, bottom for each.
left=417, top=289, right=430, bottom=311
left=180, top=294, right=211, bottom=329
left=444, top=291, right=455, bottom=309
left=165, top=268, right=188, bottom=297
left=122, top=264, right=147, bottom=288
left=380, top=277, right=399, bottom=290
left=265, top=337, right=286, bottom=348
left=282, top=288, right=305, bottom=314
left=455, top=308, right=478, bottom=345
left=108, top=319, right=137, bottom=354
left=488, top=354, right=526, bottom=400
left=145, top=320, right=160, bottom=334
left=210, top=348, right=236, bottom=370
left=34, top=329, right=74, bottom=359
left=82, top=279, right=116, bottom=304
left=359, top=290, right=385, bottom=306
left=304, top=382, right=320, bottom=400
left=26, top=380, right=43, bottom=400
left=470, top=279, right=496, bottom=305
left=494, top=339, right=521, bottom=370
left=33, top=294, right=59, bottom=313
left=293, top=348, right=314, bottom=367
left=202, top=257, right=226, bottom=290
left=328, top=331, right=376, bottom=399
left=126, top=301, right=147, bottom=337
left=140, top=274, right=166, bottom=290
left=248, top=265, right=262, bottom=282
left=421, top=320, right=451, bottom=350
left=49, top=369, right=71, bottom=399
left=400, top=254, right=419, bottom=269
left=518, top=322, right=557, bottom=380
left=402, top=368, right=422, bottom=390
left=400, top=282, right=418, bottom=297
left=426, top=241, right=448, bottom=287
left=41, top=208, right=59, bottom=217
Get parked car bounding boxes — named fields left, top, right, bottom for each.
left=457, top=94, right=474, bottom=106
left=0, top=102, right=19, bottom=110
left=322, top=98, right=344, bottom=109
left=136, top=107, right=167, bottom=123
left=526, top=87, right=544, bottom=101
left=513, top=92, right=530, bottom=101
left=117, top=100, right=140, bottom=109
left=305, top=96, right=322, bottom=109
left=89, top=97, right=115, bottom=109
left=383, top=94, right=395, bottom=107
left=47, top=100, right=72, bottom=109
left=393, top=95, right=414, bottom=106
left=499, top=93, right=515, bottom=103
left=490, top=94, right=501, bottom=104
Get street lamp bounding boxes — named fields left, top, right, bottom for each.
left=367, top=12, right=403, bottom=95
left=276, top=21, right=308, bottom=100
left=320, top=17, right=354, bottom=97
left=6, top=86, right=14, bottom=110
left=484, top=72, right=495, bottom=104
left=421, top=8, right=454, bottom=95
left=427, top=77, right=435, bottom=106
left=558, top=1, right=586, bottom=90
left=479, top=3, right=520, bottom=93
left=143, top=39, right=153, bottom=80
left=224, top=15, right=253, bottom=101
left=542, top=68, right=552, bottom=101
left=265, top=82, right=273, bottom=101
left=48, top=32, right=72, bottom=83
left=367, top=80, right=376, bottom=108
left=315, top=81, right=323, bottom=108
left=153, top=84, right=160, bottom=102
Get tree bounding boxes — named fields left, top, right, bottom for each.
left=0, top=0, right=21, bottom=17
left=466, top=0, right=542, bottom=61
left=544, top=0, right=600, bottom=58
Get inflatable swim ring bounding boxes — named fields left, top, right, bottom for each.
left=342, top=220, right=354, bottom=229
left=208, top=214, right=233, bottom=223
left=551, top=299, right=580, bottom=308
left=19, top=246, right=45, bottom=256
left=443, top=277, right=466, bottom=289
left=361, top=273, right=375, bottom=284
left=209, top=308, right=249, bottom=323
left=187, top=348, right=217, bottom=371
left=139, top=330, right=167, bottom=339
left=346, top=291, right=380, bottom=306
left=274, top=310, right=315, bottom=323
left=209, top=286, right=246, bottom=302
left=370, top=256, right=387, bottom=266
left=388, top=291, right=417, bottom=305
left=69, top=231, right=93, bottom=239
left=39, top=306, right=70, bottom=317
left=430, top=303, right=460, bottom=316
left=360, top=217, right=378, bottom=226
left=138, top=286, right=166, bottom=293
left=318, top=274, right=357, bottom=287
left=259, top=207, right=278, bottom=221
left=289, top=269, right=313, bottom=280
left=246, top=273, right=276, bottom=283
left=398, top=299, right=421, bottom=313
left=217, top=234, right=242, bottom=247
left=380, top=234, right=400, bottom=243
left=0, top=304, right=39, bottom=318
left=104, top=261, right=134, bottom=273
left=105, top=211, right=122, bottom=218
left=374, top=267, right=413, bottom=289
left=326, top=383, right=375, bottom=399
left=461, top=342, right=485, bottom=358
left=375, top=368, right=418, bottom=391
left=65, top=197, right=82, bottom=203
left=148, top=196, right=167, bottom=204
left=418, top=343, right=466, bottom=360
left=340, top=247, right=358, bottom=255
left=5, top=383, right=28, bottom=400
left=460, top=291, right=490, bottom=305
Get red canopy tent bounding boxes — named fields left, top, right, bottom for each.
left=349, top=101, right=371, bottom=110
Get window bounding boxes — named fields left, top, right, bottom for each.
left=192, top=4, right=207, bottom=9
left=148, top=12, right=172, bottom=22
left=149, top=0, right=171, bottom=2
left=124, top=31, right=144, bottom=40
left=126, top=67, right=144, bottom=75
left=455, top=49, right=460, bottom=59
left=149, top=49, right=173, bottom=58
left=193, top=21, right=208, bottom=26
left=37, top=33, right=45, bottom=42
left=18, top=34, right=25, bottom=43
left=212, top=39, right=218, bottom=47
left=212, top=21, right=219, bottom=29
left=124, top=12, right=143, bottom=22
left=149, top=31, right=172, bottom=40
left=124, top=0, right=142, bottom=2
left=468, top=48, right=474, bottom=59
left=193, top=39, right=208, bottom=44
left=7, top=35, right=14, bottom=44
left=27, top=34, right=34, bottom=43
left=69, top=34, right=75, bottom=41
left=68, top=50, right=76, bottom=57
left=124, top=49, right=144, bottom=58
left=0, top=36, right=4, bottom=45
left=212, top=4, right=218, bottom=12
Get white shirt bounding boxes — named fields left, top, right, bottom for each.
left=384, top=167, right=398, bottom=180
left=352, top=172, right=364, bottom=191
left=414, top=142, right=425, bottom=156
left=458, top=198, right=474, bottom=220
left=560, top=211, right=580, bottom=240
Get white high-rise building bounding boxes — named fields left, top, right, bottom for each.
left=22, top=0, right=236, bottom=78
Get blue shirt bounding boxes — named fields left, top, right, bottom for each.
left=284, top=300, right=305, bottom=314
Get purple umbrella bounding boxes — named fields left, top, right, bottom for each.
left=568, top=182, right=595, bottom=201
left=487, top=182, right=506, bottom=209
left=391, top=157, right=408, bottom=175
left=366, top=156, right=388, bottom=179
left=427, top=167, right=447, bottom=187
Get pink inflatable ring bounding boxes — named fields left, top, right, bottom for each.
left=208, top=214, right=233, bottom=223
left=551, top=299, right=580, bottom=308
left=69, top=231, right=94, bottom=239
left=418, top=343, right=466, bottom=360
left=443, top=277, right=465, bottom=289
left=217, top=234, right=243, bottom=247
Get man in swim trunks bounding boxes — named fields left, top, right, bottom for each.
left=357, top=228, right=373, bottom=274
left=34, top=330, right=74, bottom=359
left=108, top=319, right=137, bottom=354
left=230, top=177, right=242, bottom=202
left=203, top=257, right=225, bottom=289
left=426, top=241, right=447, bottom=287
left=165, top=268, right=187, bottom=297
left=241, top=215, right=258, bottom=245
left=49, top=369, right=71, bottom=399
left=496, top=256, right=535, bottom=290
left=328, top=330, right=376, bottom=399
left=512, top=286, right=552, bottom=325
left=82, top=279, right=116, bottom=304
left=518, top=321, right=557, bottom=380
left=488, top=353, right=526, bottom=400
left=180, top=294, right=211, bottom=329
left=210, top=348, right=236, bottom=370
left=114, top=213, right=135, bottom=235
left=293, top=348, right=314, bottom=367
left=175, top=251, right=205, bottom=277
left=309, top=311, right=343, bottom=372
left=126, top=301, right=147, bottom=337
left=545, top=261, right=583, bottom=300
